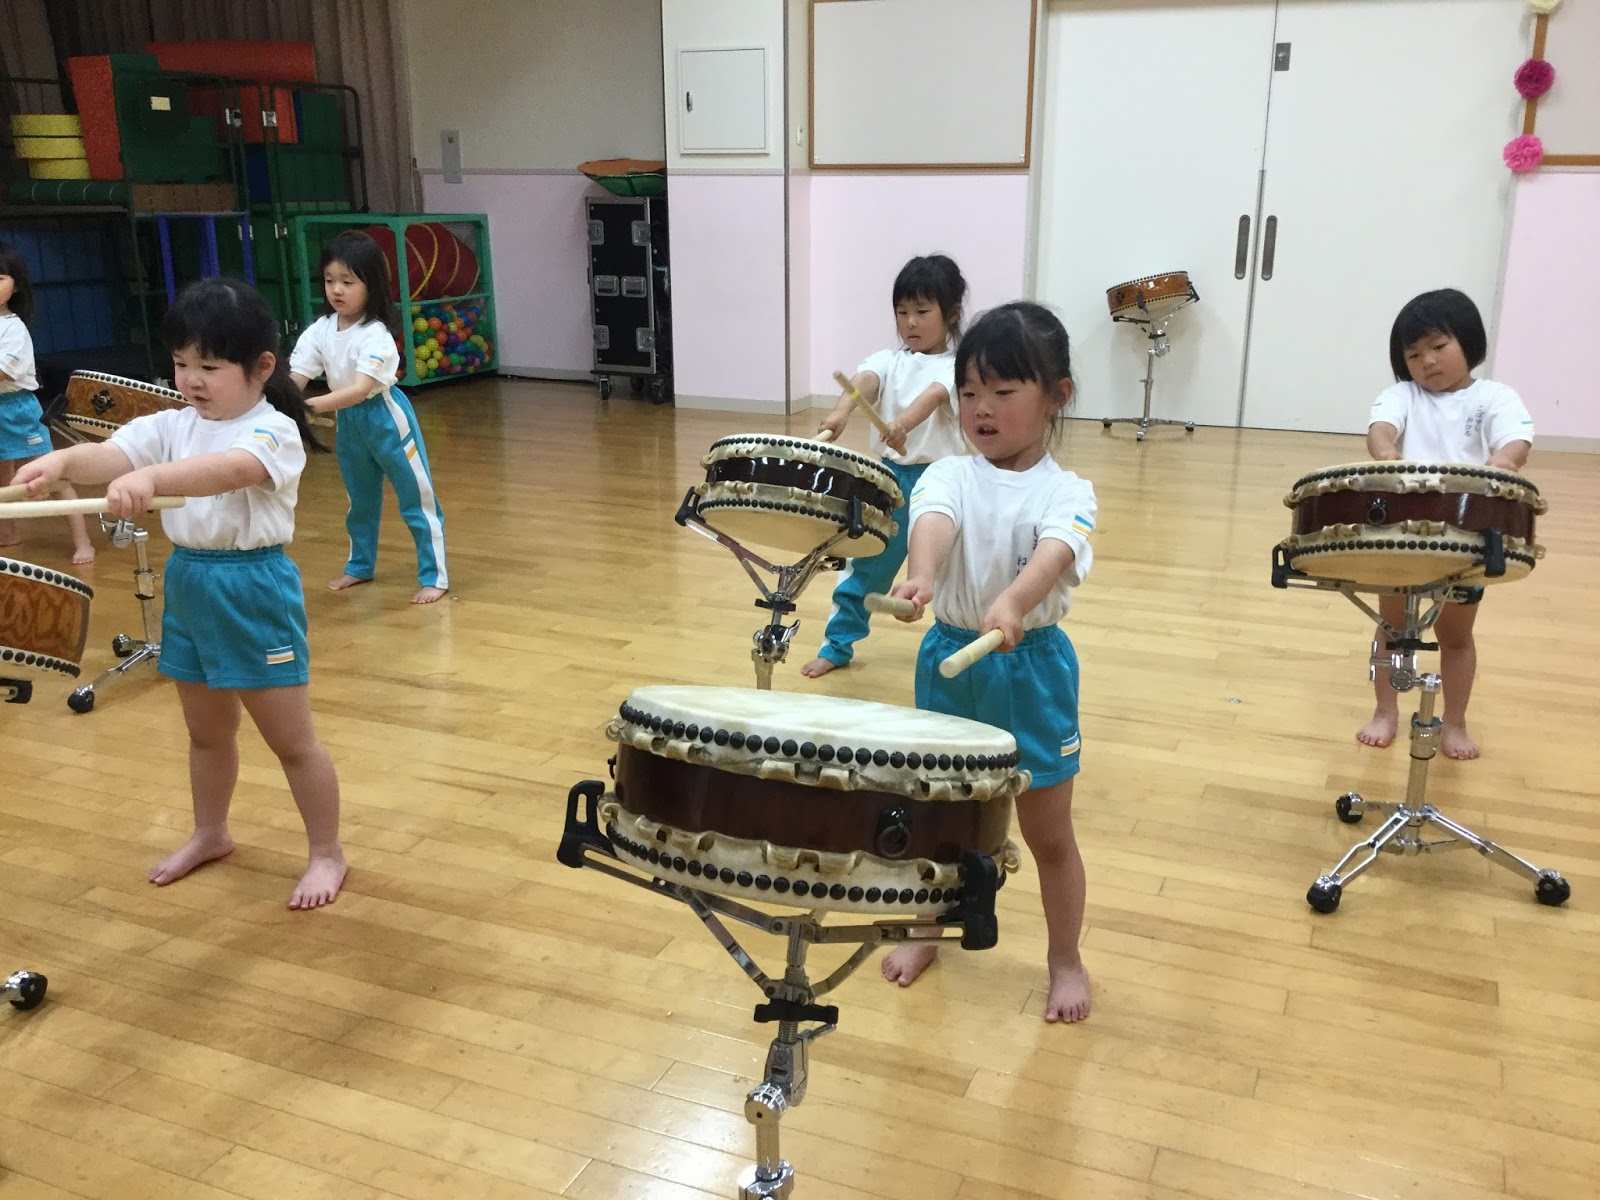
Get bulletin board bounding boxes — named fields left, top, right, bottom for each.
left=809, top=0, right=1037, bottom=170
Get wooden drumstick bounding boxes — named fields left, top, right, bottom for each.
left=0, top=496, right=187, bottom=520
left=832, top=370, right=894, bottom=441
left=864, top=592, right=918, bottom=618
left=939, top=629, right=1006, bottom=678
left=815, top=427, right=837, bottom=443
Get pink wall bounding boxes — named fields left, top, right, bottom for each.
left=422, top=171, right=599, bottom=376
left=667, top=172, right=788, bottom=408
left=1495, top=171, right=1600, bottom=440
left=806, top=173, right=1030, bottom=397
left=787, top=172, right=811, bottom=401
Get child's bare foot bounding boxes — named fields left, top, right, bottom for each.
left=289, top=853, right=347, bottom=910
left=882, top=942, right=938, bottom=986
left=72, top=544, right=95, bottom=565
left=800, top=656, right=842, bottom=678
left=1357, top=710, right=1399, bottom=748
left=150, top=830, right=235, bottom=885
left=327, top=574, right=371, bottom=592
left=1441, top=722, right=1479, bottom=760
left=1043, top=961, right=1092, bottom=1023
left=411, top=585, right=448, bottom=605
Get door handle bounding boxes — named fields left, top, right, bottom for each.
left=1261, top=215, right=1278, bottom=281
left=685, top=91, right=693, bottom=113
left=1234, top=215, right=1251, bottom=279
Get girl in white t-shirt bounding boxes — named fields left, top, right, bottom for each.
left=1360, top=288, right=1534, bottom=760
left=290, top=231, right=449, bottom=605
left=889, top=301, right=1098, bottom=1024
left=13, top=278, right=346, bottom=910
left=801, top=255, right=969, bottom=678
left=0, top=241, right=94, bottom=562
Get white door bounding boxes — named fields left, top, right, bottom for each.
left=1036, top=0, right=1278, bottom=430
left=1239, top=0, right=1525, bottom=433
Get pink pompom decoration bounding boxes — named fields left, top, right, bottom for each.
left=1514, top=58, right=1555, bottom=98
left=1503, top=134, right=1544, bottom=173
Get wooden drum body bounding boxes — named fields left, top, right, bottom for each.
left=598, top=686, right=1025, bottom=916
left=1279, top=461, right=1547, bottom=588
left=0, top=558, right=93, bottom=678
left=1106, top=271, right=1197, bottom=323
left=692, top=434, right=903, bottom=556
left=56, top=371, right=186, bottom=439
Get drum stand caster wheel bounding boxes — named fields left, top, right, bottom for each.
left=67, top=687, right=95, bottom=714
left=112, top=634, right=136, bottom=658
left=1306, top=879, right=1342, bottom=914
left=1536, top=871, right=1571, bottom=907
left=3, top=970, right=47, bottom=1011
left=1335, top=792, right=1364, bottom=824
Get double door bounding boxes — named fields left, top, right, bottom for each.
left=1036, top=0, right=1525, bottom=435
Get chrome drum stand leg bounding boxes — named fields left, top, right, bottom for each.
left=1306, top=590, right=1571, bottom=913
left=69, top=519, right=161, bottom=713
left=1102, top=316, right=1196, bottom=441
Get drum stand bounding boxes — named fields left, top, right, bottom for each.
left=1103, top=304, right=1197, bottom=442
left=676, top=491, right=870, bottom=690
left=559, top=780, right=1000, bottom=1197
left=68, top=517, right=162, bottom=714
left=1272, top=557, right=1572, bottom=913
left=1, top=679, right=48, bottom=1009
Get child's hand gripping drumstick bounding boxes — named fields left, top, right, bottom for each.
left=865, top=592, right=1006, bottom=677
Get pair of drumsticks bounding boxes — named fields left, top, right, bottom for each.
left=0, top=483, right=186, bottom=517
left=864, top=591, right=1005, bottom=678
left=814, top=371, right=895, bottom=446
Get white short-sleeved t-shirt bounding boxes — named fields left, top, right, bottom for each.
left=858, top=347, right=965, bottom=464
left=110, top=399, right=305, bottom=550
left=289, top=314, right=400, bottom=395
left=909, top=454, right=1097, bottom=631
left=0, top=314, right=38, bottom=393
left=1368, top=379, right=1535, bottom=464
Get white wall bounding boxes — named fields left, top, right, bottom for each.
left=662, top=0, right=785, bottom=172
left=404, top=0, right=666, bottom=172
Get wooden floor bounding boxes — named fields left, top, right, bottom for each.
left=3, top=377, right=1600, bottom=1200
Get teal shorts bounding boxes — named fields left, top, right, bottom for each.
left=0, top=391, right=48, bottom=461
left=915, top=621, right=1082, bottom=789
left=160, top=546, right=310, bottom=689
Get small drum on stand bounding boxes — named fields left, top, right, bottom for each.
left=560, top=685, right=1021, bottom=1196
left=1, top=555, right=94, bottom=704
left=1276, top=460, right=1546, bottom=588
left=690, top=434, right=902, bottom=556
left=677, top=435, right=905, bottom=688
left=1270, top=463, right=1569, bottom=916
left=42, top=371, right=186, bottom=442
left=1103, top=270, right=1199, bottom=442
